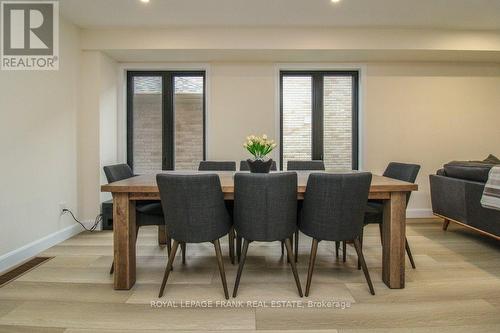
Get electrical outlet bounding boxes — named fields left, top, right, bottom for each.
left=59, top=202, right=68, bottom=215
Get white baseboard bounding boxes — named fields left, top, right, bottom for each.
left=407, top=208, right=434, bottom=219
left=0, top=223, right=83, bottom=274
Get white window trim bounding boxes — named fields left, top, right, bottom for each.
left=274, top=63, right=366, bottom=170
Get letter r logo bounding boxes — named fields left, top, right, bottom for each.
left=1, top=1, right=55, bottom=55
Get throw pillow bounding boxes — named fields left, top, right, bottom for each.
left=483, top=154, right=500, bottom=164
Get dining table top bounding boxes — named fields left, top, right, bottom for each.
left=101, top=170, right=418, bottom=194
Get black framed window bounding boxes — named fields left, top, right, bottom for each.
left=127, top=71, right=206, bottom=172
left=280, top=71, right=359, bottom=170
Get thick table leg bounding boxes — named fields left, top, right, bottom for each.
left=382, top=191, right=406, bottom=289
left=112, top=193, right=136, bottom=290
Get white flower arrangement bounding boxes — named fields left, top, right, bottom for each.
left=243, top=134, right=277, bottom=160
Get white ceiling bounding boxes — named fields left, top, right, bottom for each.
left=60, top=0, right=500, bottom=30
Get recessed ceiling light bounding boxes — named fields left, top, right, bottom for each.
left=140, top=0, right=150, bottom=3
left=331, top=0, right=341, bottom=3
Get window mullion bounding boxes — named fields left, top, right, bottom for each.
left=162, top=73, right=174, bottom=170
left=312, top=73, right=324, bottom=161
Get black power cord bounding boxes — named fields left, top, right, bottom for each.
left=62, top=209, right=102, bottom=232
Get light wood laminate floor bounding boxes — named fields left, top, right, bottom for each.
left=0, top=218, right=499, bottom=332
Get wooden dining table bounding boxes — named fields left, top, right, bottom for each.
left=101, top=170, right=417, bottom=291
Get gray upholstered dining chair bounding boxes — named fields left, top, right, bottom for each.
left=287, top=160, right=325, bottom=171
left=238, top=159, right=277, bottom=261
left=199, top=161, right=236, bottom=171
left=232, top=172, right=303, bottom=297
left=286, top=160, right=326, bottom=262
left=197, top=160, right=236, bottom=264
left=239, top=160, right=277, bottom=171
left=103, top=164, right=171, bottom=274
left=156, top=173, right=232, bottom=299
left=362, top=162, right=420, bottom=269
left=299, top=172, right=375, bottom=296
left=237, top=160, right=278, bottom=263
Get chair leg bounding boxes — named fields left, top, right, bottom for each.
left=109, top=262, right=114, bottom=275
left=405, top=238, right=416, bottom=269
left=284, top=238, right=303, bottom=297
left=305, top=238, right=319, bottom=297
left=213, top=239, right=229, bottom=300
left=378, top=223, right=384, bottom=246
left=232, top=238, right=250, bottom=297
left=335, top=241, right=340, bottom=258
left=158, top=240, right=179, bottom=298
left=228, top=228, right=235, bottom=265
left=110, top=225, right=140, bottom=274
left=443, top=218, right=450, bottom=231
left=158, top=225, right=168, bottom=245
left=236, top=235, right=242, bottom=263
left=358, top=228, right=364, bottom=270
left=166, top=236, right=172, bottom=256
left=286, top=234, right=292, bottom=263
left=342, top=241, right=347, bottom=263
left=294, top=231, right=299, bottom=263
left=181, top=242, right=186, bottom=264
left=353, top=238, right=375, bottom=295
left=281, top=241, right=284, bottom=256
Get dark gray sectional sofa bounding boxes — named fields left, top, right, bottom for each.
left=430, top=160, right=500, bottom=239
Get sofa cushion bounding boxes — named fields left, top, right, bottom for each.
left=443, top=162, right=495, bottom=183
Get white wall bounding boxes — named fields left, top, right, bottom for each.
left=99, top=54, right=119, bottom=202
left=78, top=51, right=100, bottom=221
left=81, top=27, right=500, bottom=53
left=204, top=62, right=500, bottom=215
left=363, top=62, right=500, bottom=214
left=79, top=51, right=118, bottom=219
left=0, top=19, right=80, bottom=259
left=209, top=63, right=277, bottom=162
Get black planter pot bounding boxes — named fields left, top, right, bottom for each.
left=247, top=158, right=273, bottom=173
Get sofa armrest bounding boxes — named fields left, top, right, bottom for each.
left=430, top=174, right=500, bottom=237
left=464, top=181, right=500, bottom=236
left=429, top=174, right=467, bottom=222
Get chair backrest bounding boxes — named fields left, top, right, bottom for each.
left=299, top=172, right=372, bottom=241
left=103, top=164, right=134, bottom=183
left=383, top=162, right=421, bottom=204
left=239, top=160, right=277, bottom=171
left=287, top=160, right=325, bottom=171
left=234, top=172, right=297, bottom=241
left=156, top=174, right=231, bottom=243
left=198, top=161, right=236, bottom=171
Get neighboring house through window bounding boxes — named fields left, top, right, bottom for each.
left=127, top=71, right=206, bottom=173
left=280, top=71, right=359, bottom=170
